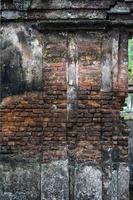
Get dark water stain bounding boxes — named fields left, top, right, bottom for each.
left=0, top=38, right=26, bottom=99
left=0, top=38, right=43, bottom=101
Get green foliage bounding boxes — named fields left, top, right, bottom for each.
left=122, top=43, right=133, bottom=119
left=128, top=38, right=133, bottom=84
left=122, top=93, right=133, bottom=119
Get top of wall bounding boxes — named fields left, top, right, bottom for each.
left=1, top=0, right=133, bottom=27
left=1, top=0, right=133, bottom=10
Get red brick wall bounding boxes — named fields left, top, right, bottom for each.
left=0, top=29, right=128, bottom=165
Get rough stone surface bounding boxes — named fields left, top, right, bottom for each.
left=127, top=121, right=133, bottom=181
left=118, top=163, right=129, bottom=200
left=103, top=163, right=129, bottom=200
left=41, top=160, right=69, bottom=200
left=0, top=157, right=40, bottom=200
left=75, top=164, right=102, bottom=200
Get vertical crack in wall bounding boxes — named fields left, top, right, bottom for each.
left=101, top=30, right=117, bottom=200
left=67, top=33, right=78, bottom=200
left=112, top=30, right=120, bottom=200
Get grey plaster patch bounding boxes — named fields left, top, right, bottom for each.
left=0, top=161, right=40, bottom=200
left=41, top=160, right=69, bottom=200
left=67, top=35, right=78, bottom=118
left=101, top=34, right=112, bottom=92
left=108, top=6, right=130, bottom=14
left=75, top=164, right=102, bottom=200
left=2, top=11, right=20, bottom=20
left=67, top=86, right=77, bottom=100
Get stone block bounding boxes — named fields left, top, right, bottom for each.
left=41, top=160, right=69, bottom=200
left=74, top=164, right=102, bottom=200
left=0, top=157, right=40, bottom=200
